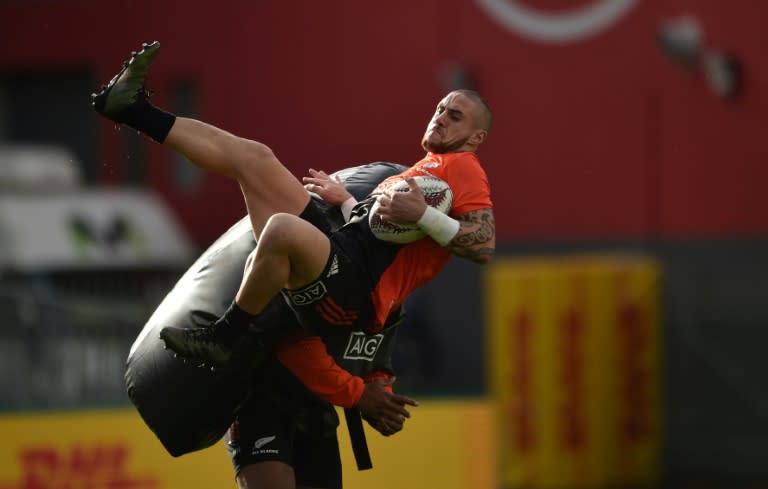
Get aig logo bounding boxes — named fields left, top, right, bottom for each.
left=343, top=332, right=384, bottom=361
left=286, top=280, right=327, bottom=306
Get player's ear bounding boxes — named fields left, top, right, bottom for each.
left=470, top=129, right=487, bottom=146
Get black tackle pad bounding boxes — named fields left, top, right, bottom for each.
left=124, top=162, right=406, bottom=457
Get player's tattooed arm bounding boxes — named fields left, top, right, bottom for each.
left=446, top=208, right=496, bottom=264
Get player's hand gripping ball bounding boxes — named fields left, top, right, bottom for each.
left=369, top=175, right=453, bottom=243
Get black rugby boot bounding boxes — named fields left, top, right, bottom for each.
left=91, top=41, right=161, bottom=122
left=159, top=298, right=294, bottom=373
left=159, top=323, right=261, bottom=372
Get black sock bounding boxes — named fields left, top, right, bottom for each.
left=213, top=302, right=258, bottom=340
left=120, top=98, right=176, bottom=143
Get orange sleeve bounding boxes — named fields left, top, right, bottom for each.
left=446, top=154, right=492, bottom=216
left=364, top=370, right=395, bottom=394
left=276, top=333, right=365, bottom=408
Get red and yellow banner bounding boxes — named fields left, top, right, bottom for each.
left=0, top=409, right=231, bottom=489
left=486, top=255, right=662, bottom=489
left=0, top=401, right=497, bottom=489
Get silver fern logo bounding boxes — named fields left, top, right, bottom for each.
left=253, top=436, right=276, bottom=449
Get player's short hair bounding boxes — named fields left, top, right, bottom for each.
left=452, top=89, right=493, bottom=132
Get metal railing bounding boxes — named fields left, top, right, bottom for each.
left=0, top=270, right=180, bottom=411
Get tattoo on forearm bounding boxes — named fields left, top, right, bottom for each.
left=455, top=209, right=495, bottom=247
left=448, top=208, right=496, bottom=262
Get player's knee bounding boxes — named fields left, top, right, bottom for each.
left=231, top=140, right=280, bottom=185
left=264, top=212, right=297, bottom=229
left=259, top=213, right=302, bottom=250
left=244, top=248, right=258, bottom=270
left=238, top=139, right=276, bottom=166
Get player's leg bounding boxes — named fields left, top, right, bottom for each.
left=236, top=462, right=296, bottom=489
left=159, top=213, right=331, bottom=367
left=225, top=395, right=299, bottom=489
left=92, top=41, right=309, bottom=235
left=235, top=213, right=331, bottom=314
left=164, top=119, right=309, bottom=235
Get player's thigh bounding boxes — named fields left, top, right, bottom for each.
left=238, top=147, right=311, bottom=236
left=236, top=461, right=295, bottom=489
left=261, top=213, right=332, bottom=289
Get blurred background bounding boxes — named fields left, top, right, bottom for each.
left=0, top=0, right=766, bottom=488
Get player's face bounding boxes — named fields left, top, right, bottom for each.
left=421, top=92, right=483, bottom=153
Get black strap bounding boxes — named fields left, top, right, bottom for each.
left=343, top=407, right=373, bottom=470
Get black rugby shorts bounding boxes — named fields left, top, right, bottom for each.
left=225, top=391, right=342, bottom=488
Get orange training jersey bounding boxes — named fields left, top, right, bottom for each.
left=366, top=152, right=492, bottom=330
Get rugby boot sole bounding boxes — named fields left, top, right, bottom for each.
left=91, top=41, right=161, bottom=121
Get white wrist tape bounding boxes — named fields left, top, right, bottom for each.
left=340, top=196, right=358, bottom=222
left=417, top=206, right=460, bottom=246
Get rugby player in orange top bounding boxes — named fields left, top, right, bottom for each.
left=92, top=38, right=494, bottom=425
left=159, top=90, right=495, bottom=356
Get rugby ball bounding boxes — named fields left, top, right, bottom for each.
left=368, top=175, right=453, bottom=244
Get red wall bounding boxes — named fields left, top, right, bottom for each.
left=2, top=0, right=767, bottom=243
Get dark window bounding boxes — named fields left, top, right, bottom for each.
left=0, top=70, right=99, bottom=183
left=170, top=79, right=202, bottom=193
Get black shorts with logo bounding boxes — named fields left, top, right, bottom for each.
left=282, top=241, right=378, bottom=332
left=225, top=360, right=342, bottom=488
left=286, top=199, right=382, bottom=333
